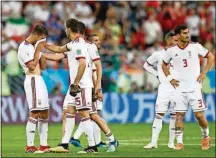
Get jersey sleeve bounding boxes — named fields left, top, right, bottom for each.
left=163, top=49, right=172, bottom=64
left=20, top=47, right=34, bottom=64
left=75, top=43, right=86, bottom=60
left=89, top=44, right=100, bottom=61
left=66, top=42, right=72, bottom=51
left=146, top=52, right=158, bottom=66
left=196, top=43, right=209, bottom=57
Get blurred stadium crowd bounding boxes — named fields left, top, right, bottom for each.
left=1, top=1, right=215, bottom=96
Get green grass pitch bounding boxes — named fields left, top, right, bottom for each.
left=2, top=122, right=215, bottom=157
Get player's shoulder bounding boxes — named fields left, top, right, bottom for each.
left=166, top=44, right=177, bottom=51
left=18, top=41, right=33, bottom=53
left=188, top=41, right=201, bottom=47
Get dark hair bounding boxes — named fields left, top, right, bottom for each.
left=174, top=25, right=188, bottom=34
left=165, top=31, right=175, bottom=41
left=77, top=21, right=86, bottom=35
left=86, top=34, right=97, bottom=42
left=66, top=19, right=79, bottom=33
left=32, top=24, right=48, bottom=36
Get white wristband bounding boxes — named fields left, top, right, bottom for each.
left=35, top=38, right=46, bottom=49
left=167, top=75, right=174, bottom=82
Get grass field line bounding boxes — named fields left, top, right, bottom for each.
left=119, top=142, right=216, bottom=146
left=118, top=137, right=215, bottom=142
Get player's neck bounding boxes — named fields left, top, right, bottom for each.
left=178, top=40, right=189, bottom=48
left=25, top=35, right=36, bottom=45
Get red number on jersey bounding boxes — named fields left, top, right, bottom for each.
left=198, top=99, right=203, bottom=108
left=75, top=97, right=81, bottom=106
left=183, top=59, right=188, bottom=67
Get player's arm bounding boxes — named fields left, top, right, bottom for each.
left=26, top=42, right=44, bottom=71
left=45, top=43, right=69, bottom=53
left=162, top=50, right=179, bottom=88
left=93, top=60, right=102, bottom=92
left=42, top=53, right=66, bottom=61
left=92, top=70, right=97, bottom=87
left=74, top=58, right=86, bottom=85
left=143, top=53, right=158, bottom=78
left=39, top=54, right=47, bottom=70
left=197, top=51, right=215, bottom=82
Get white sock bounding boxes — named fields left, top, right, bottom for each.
left=38, top=118, right=48, bottom=146
left=74, top=121, right=84, bottom=140
left=151, top=114, right=163, bottom=145
left=62, top=113, right=75, bottom=144
left=169, top=114, right=176, bottom=144
left=106, top=131, right=115, bottom=143
left=26, top=117, right=37, bottom=146
left=201, top=127, right=209, bottom=138
left=175, top=130, right=183, bottom=144
left=81, top=117, right=96, bottom=147
left=93, top=121, right=101, bottom=145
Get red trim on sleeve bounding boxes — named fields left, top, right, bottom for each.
left=163, top=60, right=169, bottom=66
left=93, top=58, right=100, bottom=61
left=76, top=57, right=85, bottom=60
left=204, top=51, right=209, bottom=58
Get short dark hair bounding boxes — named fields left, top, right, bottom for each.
left=174, top=25, right=188, bottom=34
left=165, top=31, right=175, bottom=41
left=32, top=24, right=48, bottom=36
left=66, top=19, right=79, bottom=33
left=77, top=21, right=86, bottom=35
left=86, top=34, right=97, bottom=42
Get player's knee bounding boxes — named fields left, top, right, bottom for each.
left=29, top=111, right=40, bottom=119
left=155, top=113, right=164, bottom=119
left=194, top=112, right=204, bottom=120
left=78, top=109, right=89, bottom=118
left=39, top=110, right=49, bottom=119
left=176, top=112, right=185, bottom=122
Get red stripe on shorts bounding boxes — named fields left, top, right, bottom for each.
left=31, top=77, right=36, bottom=109
left=81, top=89, right=86, bottom=106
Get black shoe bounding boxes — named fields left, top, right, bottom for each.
left=77, top=145, right=98, bottom=153
left=97, top=141, right=107, bottom=148
left=57, top=143, right=69, bottom=150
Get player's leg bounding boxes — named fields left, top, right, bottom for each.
left=168, top=112, right=176, bottom=149
left=26, top=110, right=40, bottom=153
left=89, top=102, right=118, bottom=152
left=38, top=109, right=49, bottom=152
left=76, top=88, right=97, bottom=153
left=174, top=112, right=185, bottom=150
left=191, top=89, right=210, bottom=150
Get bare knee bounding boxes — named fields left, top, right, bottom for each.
left=194, top=111, right=205, bottom=120
left=90, top=113, right=100, bottom=122
left=176, top=112, right=185, bottom=122
left=39, top=109, right=49, bottom=119
left=29, top=111, right=40, bottom=119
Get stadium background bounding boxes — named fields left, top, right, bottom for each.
left=1, top=1, right=215, bottom=123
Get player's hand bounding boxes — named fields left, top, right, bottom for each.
left=170, top=79, right=179, bottom=89
left=197, top=73, right=206, bottom=83
left=92, top=88, right=98, bottom=102
left=96, top=91, right=103, bottom=101
left=69, top=84, right=81, bottom=97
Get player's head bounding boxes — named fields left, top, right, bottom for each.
left=174, top=25, right=189, bottom=43
left=65, top=18, right=79, bottom=40
left=87, top=34, right=101, bottom=49
left=77, top=21, right=86, bottom=36
left=31, top=24, right=48, bottom=41
left=165, top=32, right=178, bottom=46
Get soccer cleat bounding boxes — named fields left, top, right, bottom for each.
left=174, top=143, right=184, bottom=150
left=168, top=142, right=175, bottom=149
left=97, top=141, right=107, bottom=148
left=69, top=137, right=83, bottom=148
left=107, top=139, right=119, bottom=152
left=37, top=145, right=50, bottom=153
left=143, top=143, right=158, bottom=149
left=77, top=146, right=98, bottom=153
left=49, top=144, right=69, bottom=153
left=25, top=146, right=39, bottom=153
left=202, top=137, right=211, bottom=150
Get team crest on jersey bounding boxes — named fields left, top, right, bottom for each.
left=188, top=51, right=192, bottom=58
left=76, top=49, right=81, bottom=55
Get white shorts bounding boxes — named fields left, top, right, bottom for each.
left=155, top=84, right=175, bottom=114
left=173, top=87, right=207, bottom=112
left=96, top=100, right=103, bottom=111
left=89, top=100, right=103, bottom=114
left=63, top=87, right=92, bottom=111
left=24, top=75, right=49, bottom=112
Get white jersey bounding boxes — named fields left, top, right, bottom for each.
left=18, top=41, right=42, bottom=73
left=163, top=42, right=209, bottom=92
left=146, top=49, right=174, bottom=85
left=66, top=37, right=93, bottom=88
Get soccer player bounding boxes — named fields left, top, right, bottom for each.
left=70, top=34, right=113, bottom=149
left=162, top=25, right=215, bottom=150
left=44, top=18, right=97, bottom=153
left=143, top=32, right=178, bottom=149
left=17, top=24, right=50, bottom=153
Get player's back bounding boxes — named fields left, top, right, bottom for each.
left=67, top=38, right=93, bottom=88
left=18, top=40, right=41, bottom=75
